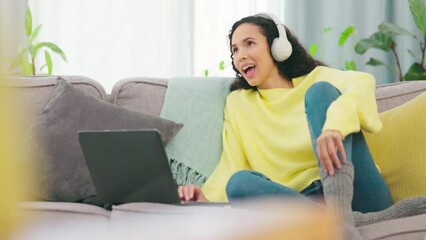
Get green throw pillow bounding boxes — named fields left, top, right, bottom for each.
left=160, top=77, right=233, bottom=186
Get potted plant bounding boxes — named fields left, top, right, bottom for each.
left=9, top=7, right=67, bottom=76
left=355, top=0, right=426, bottom=81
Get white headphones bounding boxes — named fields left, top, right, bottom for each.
left=255, top=13, right=293, bottom=62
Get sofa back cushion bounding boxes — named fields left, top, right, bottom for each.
left=110, top=78, right=168, bottom=116
left=374, top=80, right=426, bottom=112
left=4, top=75, right=107, bottom=131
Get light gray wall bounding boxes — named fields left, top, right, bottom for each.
left=0, top=0, right=27, bottom=72
left=283, top=0, right=419, bottom=84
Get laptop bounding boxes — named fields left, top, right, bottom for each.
left=78, top=129, right=227, bottom=206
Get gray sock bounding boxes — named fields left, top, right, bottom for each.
left=354, top=196, right=426, bottom=226
left=320, top=163, right=363, bottom=240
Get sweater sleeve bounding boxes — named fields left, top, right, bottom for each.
left=322, top=71, right=382, bottom=138
left=201, top=101, right=249, bottom=202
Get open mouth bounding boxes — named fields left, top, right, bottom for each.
left=242, top=65, right=256, bottom=77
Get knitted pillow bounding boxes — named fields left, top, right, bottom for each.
left=364, top=93, right=426, bottom=202
left=24, top=77, right=183, bottom=202
left=159, top=77, right=233, bottom=186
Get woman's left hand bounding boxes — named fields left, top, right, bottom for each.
left=316, top=130, right=347, bottom=176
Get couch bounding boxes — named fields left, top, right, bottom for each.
left=5, top=75, right=426, bottom=240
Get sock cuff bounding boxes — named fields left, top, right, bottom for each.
left=320, top=163, right=355, bottom=181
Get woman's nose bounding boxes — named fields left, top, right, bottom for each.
left=236, top=50, right=247, bottom=62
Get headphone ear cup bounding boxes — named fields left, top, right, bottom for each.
left=271, top=38, right=292, bottom=62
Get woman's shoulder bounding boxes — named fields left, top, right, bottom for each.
left=225, top=89, right=257, bottom=108
left=227, top=88, right=255, bottom=99
left=309, top=66, right=374, bottom=82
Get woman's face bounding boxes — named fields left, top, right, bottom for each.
left=231, top=23, right=283, bottom=89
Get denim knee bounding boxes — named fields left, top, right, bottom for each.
left=226, top=170, right=264, bottom=200
left=304, top=82, right=341, bottom=112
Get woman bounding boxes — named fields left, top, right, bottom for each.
left=178, top=13, right=425, bottom=239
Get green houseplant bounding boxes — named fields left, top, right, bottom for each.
left=9, top=7, right=67, bottom=75
left=310, top=25, right=358, bottom=71
left=355, top=0, right=426, bottom=81
left=204, top=60, right=226, bottom=77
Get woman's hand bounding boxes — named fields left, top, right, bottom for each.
left=316, top=130, right=347, bottom=176
left=178, top=185, right=208, bottom=202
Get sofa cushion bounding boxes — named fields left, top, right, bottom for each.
left=110, top=78, right=168, bottom=116
left=358, top=213, right=426, bottom=240
left=364, top=92, right=426, bottom=202
left=3, top=75, right=107, bottom=147
left=24, top=77, right=183, bottom=202
left=375, top=80, right=426, bottom=112
left=159, top=77, right=233, bottom=186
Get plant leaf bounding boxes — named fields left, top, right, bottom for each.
left=21, top=59, right=33, bottom=75
left=344, top=60, right=357, bottom=70
left=355, top=32, right=394, bottom=54
left=339, top=25, right=355, bottom=46
left=409, top=0, right=426, bottom=35
left=45, top=50, right=53, bottom=75
left=366, top=58, right=397, bottom=74
left=204, top=69, right=209, bottom=77
left=40, top=64, right=47, bottom=72
left=354, top=39, right=376, bottom=54
left=309, top=44, right=318, bottom=57
left=25, top=8, right=32, bottom=37
left=404, top=63, right=426, bottom=80
left=219, top=61, right=225, bottom=70
left=35, top=42, right=67, bottom=62
left=366, top=58, right=385, bottom=66
left=9, top=48, right=27, bottom=70
left=28, top=25, right=43, bottom=44
left=378, top=22, right=416, bottom=38
left=321, top=27, right=333, bottom=33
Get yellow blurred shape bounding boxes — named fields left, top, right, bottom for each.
left=231, top=198, right=338, bottom=240
left=0, top=74, right=30, bottom=239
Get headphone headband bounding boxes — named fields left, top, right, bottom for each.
left=254, top=12, right=292, bottom=62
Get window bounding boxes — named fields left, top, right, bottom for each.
left=28, top=0, right=284, bottom=92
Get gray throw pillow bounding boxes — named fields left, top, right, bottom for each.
left=24, top=77, right=183, bottom=202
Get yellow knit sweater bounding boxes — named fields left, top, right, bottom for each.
left=202, top=66, right=382, bottom=202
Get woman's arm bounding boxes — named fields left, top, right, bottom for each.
left=323, top=71, right=381, bottom=138
left=315, top=69, right=381, bottom=174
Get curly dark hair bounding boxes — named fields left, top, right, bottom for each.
left=229, top=15, right=325, bottom=91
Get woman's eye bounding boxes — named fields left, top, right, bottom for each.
left=232, top=48, right=238, bottom=54
left=247, top=41, right=254, bottom=47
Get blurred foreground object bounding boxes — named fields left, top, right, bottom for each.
left=0, top=76, right=27, bottom=239
left=15, top=198, right=337, bottom=240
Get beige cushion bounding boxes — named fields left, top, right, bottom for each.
left=359, top=213, right=426, bottom=240
left=4, top=75, right=107, bottom=124
left=110, top=78, right=168, bottom=116
left=374, top=80, right=426, bottom=112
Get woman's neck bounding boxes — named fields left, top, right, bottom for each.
left=257, top=75, right=293, bottom=89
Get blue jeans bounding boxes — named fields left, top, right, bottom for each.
left=226, top=82, right=393, bottom=213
